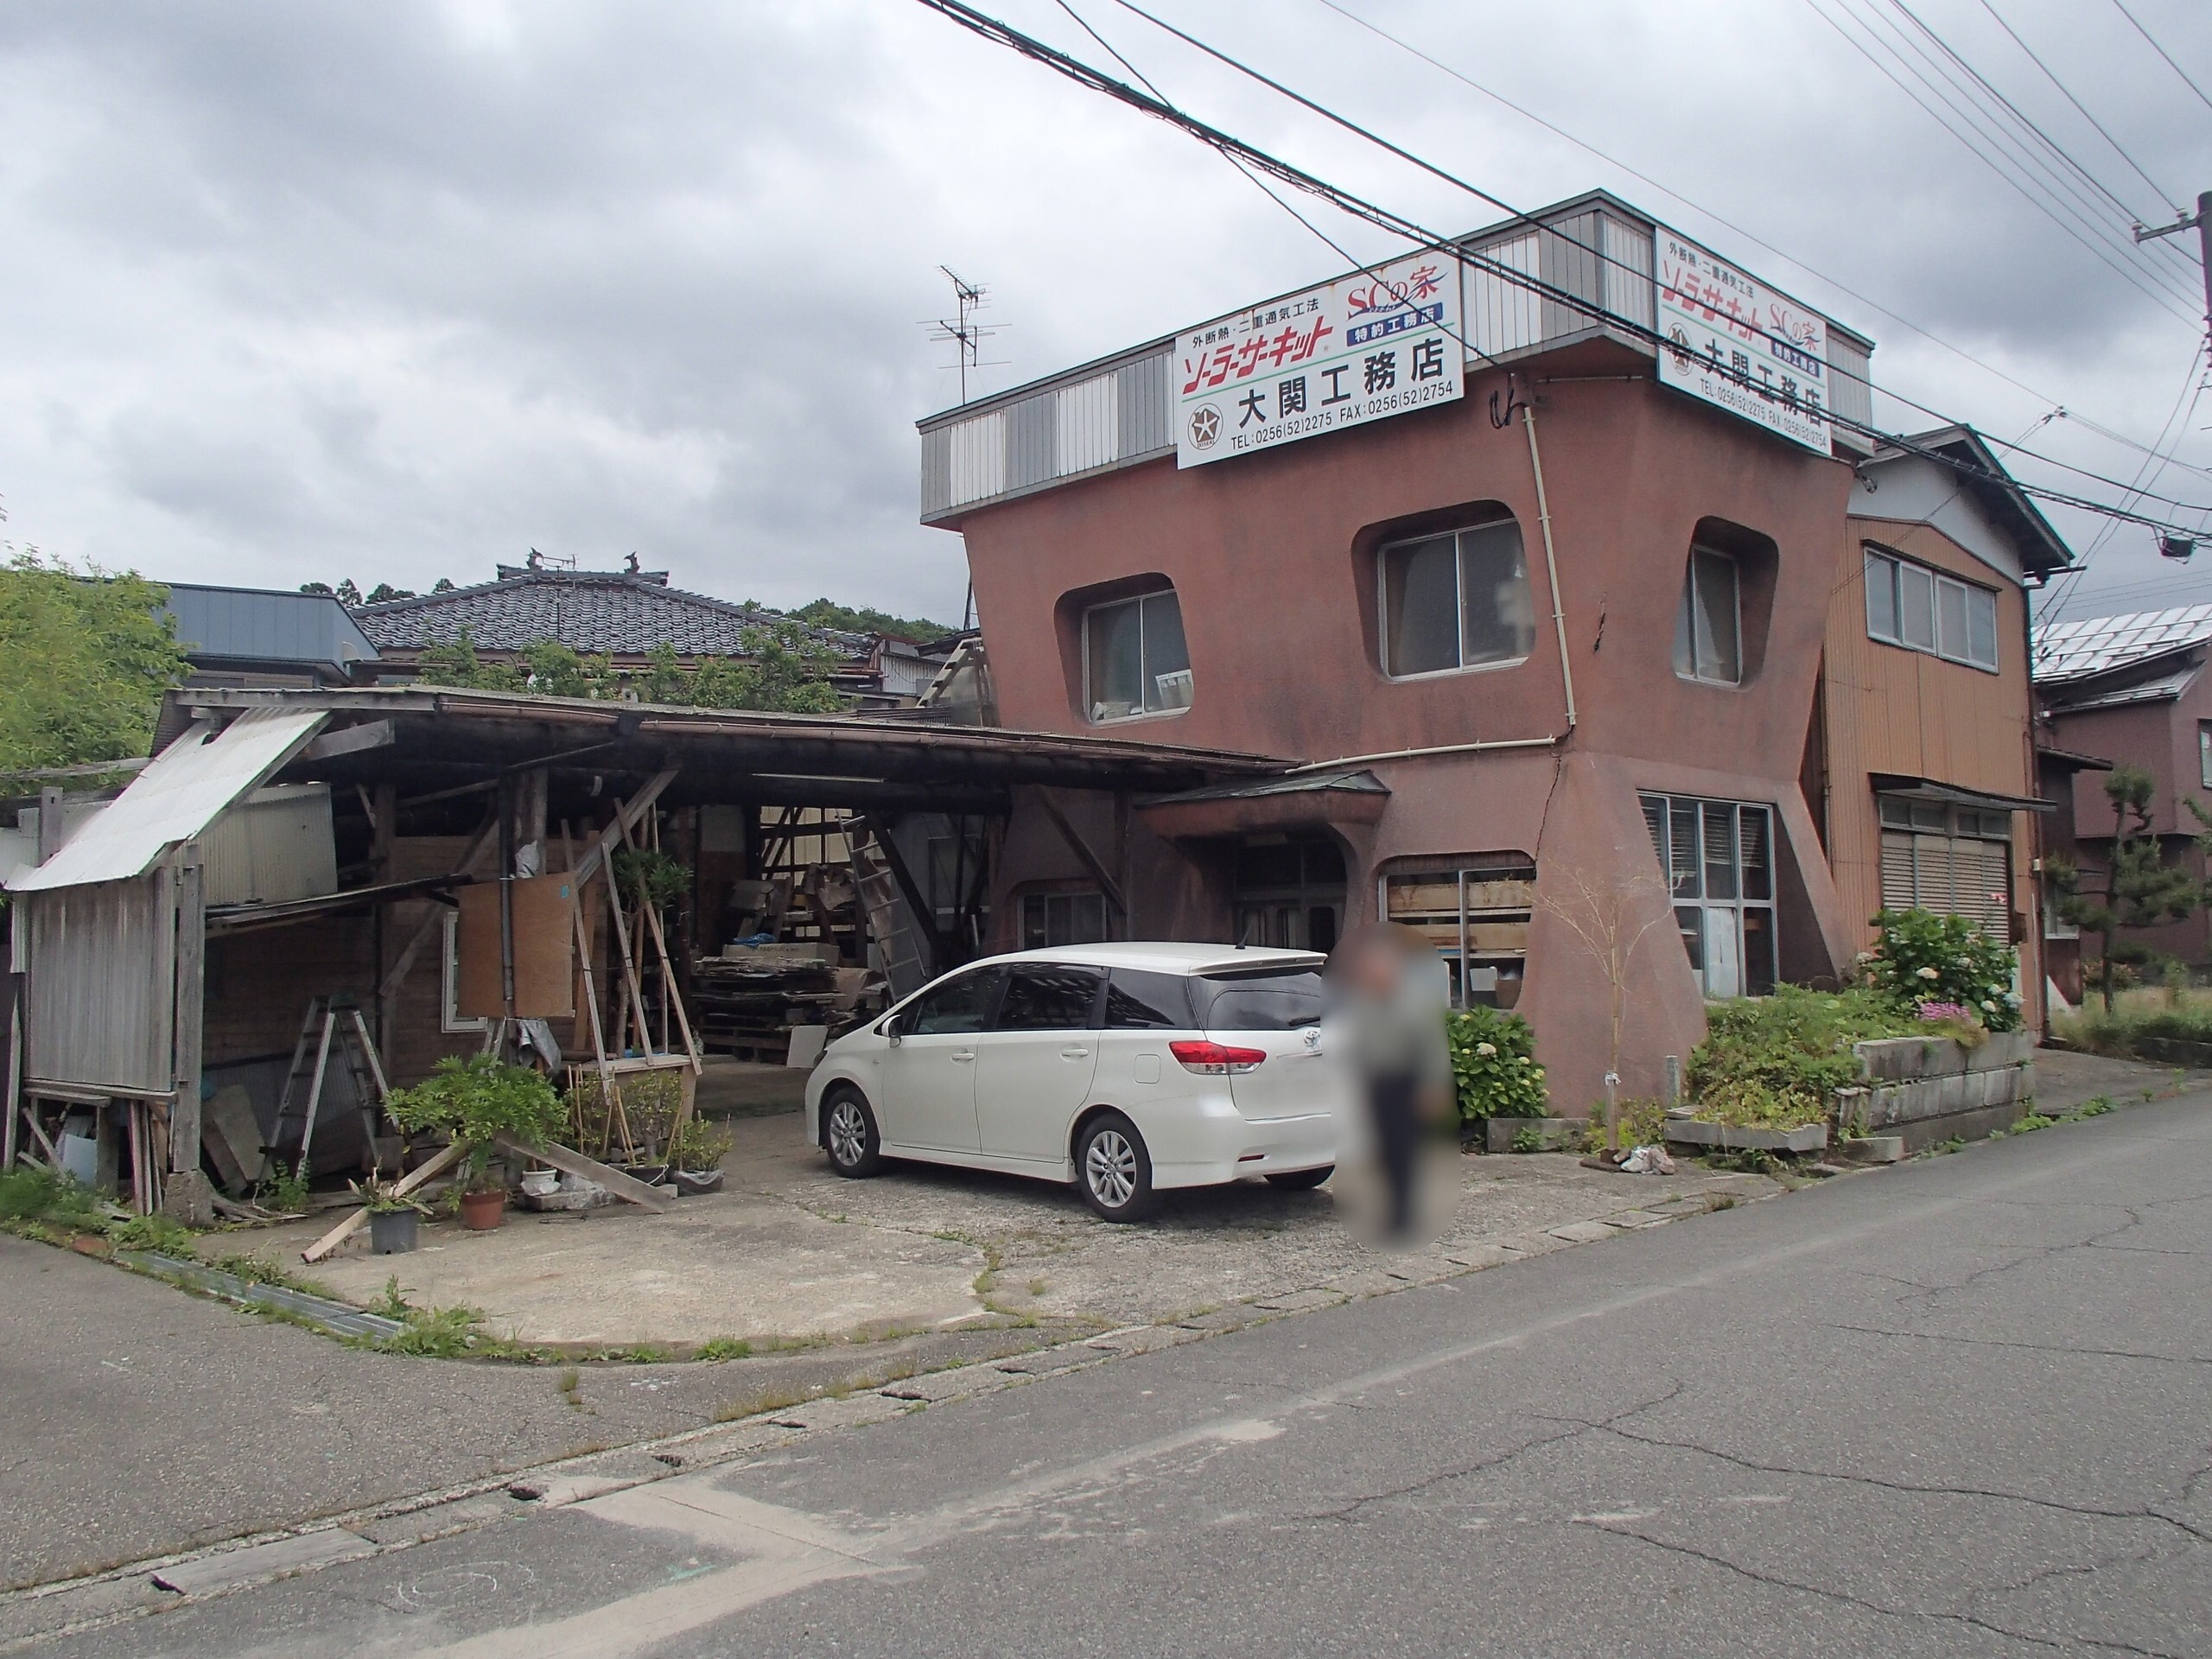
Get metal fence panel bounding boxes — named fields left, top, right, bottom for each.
left=19, top=874, right=175, bottom=1096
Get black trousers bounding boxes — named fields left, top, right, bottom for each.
left=1369, top=1071, right=1421, bottom=1236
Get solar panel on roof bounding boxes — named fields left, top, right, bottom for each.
left=2031, top=603, right=2212, bottom=680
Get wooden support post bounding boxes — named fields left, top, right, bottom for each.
left=170, top=849, right=206, bottom=1176
left=35, top=787, right=63, bottom=865
left=615, top=810, right=702, bottom=1074
left=491, top=1132, right=671, bottom=1211
left=1035, top=790, right=1128, bottom=919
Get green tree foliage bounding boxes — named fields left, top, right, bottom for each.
left=385, top=1057, right=567, bottom=1190
left=789, top=597, right=953, bottom=642
left=416, top=624, right=847, bottom=713
left=2056, top=765, right=2212, bottom=1011
left=298, top=579, right=428, bottom=605
left=0, top=554, right=191, bottom=776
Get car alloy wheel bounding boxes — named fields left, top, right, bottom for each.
left=1076, top=1111, right=1155, bottom=1222
left=1085, top=1129, right=1138, bottom=1208
left=823, top=1089, right=881, bottom=1177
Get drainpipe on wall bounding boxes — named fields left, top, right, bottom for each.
left=1521, top=404, right=1577, bottom=732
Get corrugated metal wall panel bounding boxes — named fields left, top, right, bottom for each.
left=1539, top=211, right=1604, bottom=342
left=18, top=874, right=175, bottom=1094
left=1117, top=351, right=1172, bottom=456
left=200, top=784, right=337, bottom=907
left=1601, top=212, right=1655, bottom=334
left=1467, top=230, right=1541, bottom=359
left=948, top=411, right=1007, bottom=507
left=1055, top=372, right=1120, bottom=475
left=1827, top=333, right=1875, bottom=442
left=920, top=426, right=953, bottom=518
left=1007, top=392, right=1058, bottom=492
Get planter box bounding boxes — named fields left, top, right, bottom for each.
left=1663, top=1119, right=1828, bottom=1154
left=1484, top=1116, right=1587, bottom=1154
left=1834, top=1031, right=2035, bottom=1143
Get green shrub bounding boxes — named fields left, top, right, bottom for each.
left=1446, top=1006, right=1548, bottom=1121
left=1861, top=908, right=2023, bottom=1032
left=388, top=1057, right=567, bottom=1188
left=1582, top=1098, right=1667, bottom=1154
left=108, top=1212, right=195, bottom=1255
left=0, top=1167, right=107, bottom=1230
left=1688, top=985, right=1920, bottom=1130
left=2057, top=1001, right=2212, bottom=1058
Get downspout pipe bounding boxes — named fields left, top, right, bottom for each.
left=1522, top=404, right=1577, bottom=731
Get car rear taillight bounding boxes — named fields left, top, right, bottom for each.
left=1169, top=1040, right=1267, bottom=1075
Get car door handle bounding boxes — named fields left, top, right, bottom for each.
left=1061, top=1046, right=1090, bottom=1059
left=950, top=1050, right=976, bottom=1063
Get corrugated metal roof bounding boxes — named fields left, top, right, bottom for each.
left=10, top=708, right=327, bottom=893
left=2044, top=662, right=2201, bottom=712
left=354, top=569, right=868, bottom=659
left=2032, top=604, right=2212, bottom=682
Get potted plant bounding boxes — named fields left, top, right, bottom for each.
left=351, top=1175, right=428, bottom=1254
left=386, top=1056, right=569, bottom=1235
left=669, top=1116, right=733, bottom=1196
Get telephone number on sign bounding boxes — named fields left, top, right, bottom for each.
left=1227, top=410, right=1340, bottom=451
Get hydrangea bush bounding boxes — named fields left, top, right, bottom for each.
left=1446, top=1005, right=1548, bottom=1121
left=1860, top=908, right=2023, bottom=1033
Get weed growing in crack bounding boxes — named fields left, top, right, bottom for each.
left=696, top=1337, right=753, bottom=1362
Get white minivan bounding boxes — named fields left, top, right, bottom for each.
left=803, top=943, right=1338, bottom=1221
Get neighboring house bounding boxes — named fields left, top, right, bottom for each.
left=347, top=561, right=959, bottom=709
left=2034, top=606, right=2212, bottom=973
left=1814, top=423, right=2072, bottom=1014
left=914, top=188, right=2069, bottom=1110
left=163, top=583, right=382, bottom=688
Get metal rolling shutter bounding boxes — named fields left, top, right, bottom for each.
left=1879, top=830, right=2007, bottom=938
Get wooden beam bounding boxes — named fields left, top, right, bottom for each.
left=572, top=767, right=677, bottom=887
left=299, top=1140, right=464, bottom=1262
left=302, top=720, right=396, bottom=762
left=170, top=850, right=206, bottom=1176
left=1034, top=791, right=1128, bottom=917
left=491, top=1132, right=671, bottom=1211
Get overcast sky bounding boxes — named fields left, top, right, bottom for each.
left=0, top=0, right=2206, bottom=628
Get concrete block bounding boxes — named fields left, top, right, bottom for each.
left=161, top=1168, right=215, bottom=1229
left=1840, top=1135, right=1906, bottom=1165
left=1976, top=1030, right=2035, bottom=1069
left=152, top=1529, right=375, bottom=1596
left=1663, top=1119, right=1828, bottom=1154
left=1937, top=1072, right=1967, bottom=1113
left=1546, top=1219, right=1618, bottom=1244
left=1486, top=1116, right=1586, bottom=1153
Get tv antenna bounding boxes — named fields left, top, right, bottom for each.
left=925, top=266, right=1006, bottom=404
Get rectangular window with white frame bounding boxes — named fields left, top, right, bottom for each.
left=440, top=908, right=487, bottom=1033
left=1639, top=793, right=1777, bottom=997
left=2200, top=725, right=2212, bottom=789
left=1672, top=546, right=1742, bottom=685
left=1865, top=547, right=1999, bottom=671
left=1378, top=516, right=1536, bottom=678
left=1020, top=891, right=1108, bottom=950
left=1084, top=588, right=1193, bottom=722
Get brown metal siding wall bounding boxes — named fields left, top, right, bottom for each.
left=15, top=874, right=176, bottom=1095
left=1826, top=518, right=2039, bottom=988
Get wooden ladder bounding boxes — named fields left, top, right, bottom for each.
left=849, top=834, right=928, bottom=999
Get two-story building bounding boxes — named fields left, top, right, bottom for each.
left=916, top=192, right=2069, bottom=1111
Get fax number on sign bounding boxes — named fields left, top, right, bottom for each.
left=1344, top=378, right=1458, bottom=419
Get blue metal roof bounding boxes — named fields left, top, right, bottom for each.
left=163, top=584, right=379, bottom=680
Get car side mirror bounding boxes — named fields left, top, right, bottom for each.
left=887, top=1032, right=903, bottom=1048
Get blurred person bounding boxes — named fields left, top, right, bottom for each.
left=1326, top=924, right=1454, bottom=1246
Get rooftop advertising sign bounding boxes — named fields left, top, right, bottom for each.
left=1174, top=251, right=1465, bottom=469
left=1656, top=227, right=1831, bottom=453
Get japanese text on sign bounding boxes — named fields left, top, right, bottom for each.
left=1655, top=227, right=1832, bottom=453
left=1175, top=251, right=1464, bottom=469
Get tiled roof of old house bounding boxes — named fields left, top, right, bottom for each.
left=354, top=565, right=868, bottom=659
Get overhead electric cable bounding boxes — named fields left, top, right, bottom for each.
left=1309, top=0, right=2210, bottom=474
left=1968, top=0, right=2183, bottom=214
left=1802, top=0, right=2200, bottom=319
left=1097, top=0, right=2212, bottom=516
left=912, top=0, right=2211, bottom=537
left=2105, top=0, right=2212, bottom=116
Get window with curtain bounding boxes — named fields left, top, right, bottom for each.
left=1672, top=546, right=1741, bottom=684
left=1379, top=518, right=1535, bottom=677
left=1864, top=547, right=1999, bottom=671
left=1084, top=588, right=1193, bottom=721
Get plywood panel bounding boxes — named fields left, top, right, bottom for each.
left=456, top=877, right=577, bottom=1019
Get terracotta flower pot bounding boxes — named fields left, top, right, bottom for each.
left=459, top=1189, right=506, bottom=1231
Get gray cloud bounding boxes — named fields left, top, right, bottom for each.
left=0, top=0, right=2206, bottom=623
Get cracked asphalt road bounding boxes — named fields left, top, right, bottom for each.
left=37, top=1088, right=2212, bottom=1656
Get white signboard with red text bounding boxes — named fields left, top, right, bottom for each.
left=1173, top=251, right=1464, bottom=469
left=1656, top=226, right=1831, bottom=453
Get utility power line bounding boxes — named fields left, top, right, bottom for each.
left=1094, top=0, right=2212, bottom=520
left=912, top=0, right=2210, bottom=539
left=1308, top=0, right=2211, bottom=482
left=2107, top=0, right=2212, bottom=115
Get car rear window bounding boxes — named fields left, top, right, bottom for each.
left=1194, top=969, right=1327, bottom=1031
left=1103, top=968, right=1195, bottom=1030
